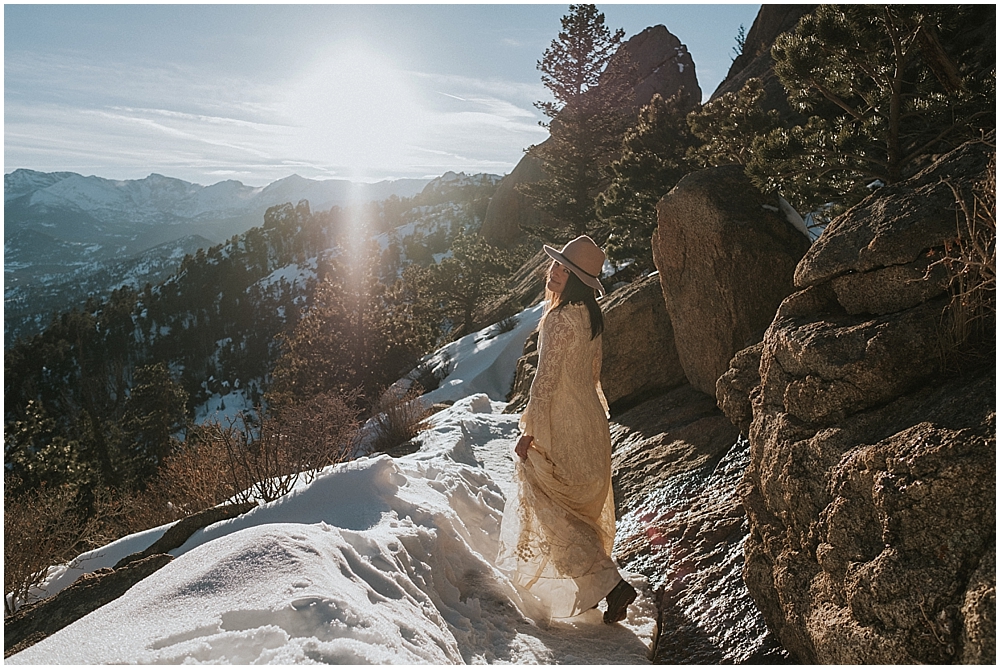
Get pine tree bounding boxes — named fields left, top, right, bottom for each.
left=686, top=77, right=782, bottom=169
left=753, top=5, right=995, bottom=212
left=597, top=92, right=699, bottom=272
left=420, top=231, right=519, bottom=336
left=518, top=4, right=634, bottom=242
left=119, top=362, right=189, bottom=482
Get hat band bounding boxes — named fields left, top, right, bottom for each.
left=562, top=256, right=600, bottom=280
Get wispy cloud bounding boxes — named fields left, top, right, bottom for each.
left=5, top=46, right=551, bottom=184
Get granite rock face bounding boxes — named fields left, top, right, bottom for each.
left=731, top=137, right=996, bottom=663
left=711, top=4, right=815, bottom=116
left=609, top=386, right=785, bottom=663
left=652, top=165, right=811, bottom=397
left=599, top=273, right=686, bottom=411
left=481, top=25, right=701, bottom=247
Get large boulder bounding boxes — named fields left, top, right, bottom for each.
left=609, top=385, right=785, bottom=663
left=734, top=137, right=996, bottom=663
left=480, top=25, right=701, bottom=247
left=599, top=273, right=686, bottom=411
left=651, top=165, right=811, bottom=397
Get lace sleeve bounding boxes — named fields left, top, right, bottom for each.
left=519, top=308, right=576, bottom=449
left=593, top=334, right=610, bottom=418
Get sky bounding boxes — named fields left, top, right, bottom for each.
left=5, top=3, right=762, bottom=186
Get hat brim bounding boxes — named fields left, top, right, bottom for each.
left=543, top=245, right=605, bottom=296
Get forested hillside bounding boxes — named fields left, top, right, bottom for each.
left=4, top=172, right=511, bottom=500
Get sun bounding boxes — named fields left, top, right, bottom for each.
left=283, top=42, right=428, bottom=179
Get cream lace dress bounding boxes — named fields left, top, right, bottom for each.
left=497, top=302, right=622, bottom=618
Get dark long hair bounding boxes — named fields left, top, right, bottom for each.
left=549, top=270, right=604, bottom=340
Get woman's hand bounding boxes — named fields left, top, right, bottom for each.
left=515, top=434, right=533, bottom=461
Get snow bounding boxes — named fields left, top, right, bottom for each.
left=418, top=302, right=544, bottom=407
left=10, top=303, right=656, bottom=664
left=777, top=195, right=812, bottom=241
left=9, top=395, right=656, bottom=665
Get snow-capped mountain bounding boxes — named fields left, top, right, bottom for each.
left=2, top=170, right=435, bottom=345
left=5, top=169, right=431, bottom=226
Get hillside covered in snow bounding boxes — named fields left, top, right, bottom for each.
left=6, top=310, right=657, bottom=664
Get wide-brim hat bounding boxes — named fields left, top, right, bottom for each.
left=543, top=235, right=606, bottom=296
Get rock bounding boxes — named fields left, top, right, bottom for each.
left=795, top=136, right=994, bottom=291
left=479, top=156, right=557, bottom=247
left=712, top=5, right=816, bottom=116
left=481, top=25, right=701, bottom=247
left=716, top=341, right=763, bottom=437
left=614, top=25, right=702, bottom=112
left=4, top=553, right=174, bottom=657
left=609, top=386, right=783, bottom=663
left=600, top=273, right=685, bottom=411
left=651, top=165, right=811, bottom=397
left=114, top=501, right=257, bottom=569
left=736, top=137, right=997, bottom=663
left=503, top=328, right=539, bottom=414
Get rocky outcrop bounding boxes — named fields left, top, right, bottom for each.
left=115, top=501, right=256, bottom=569
left=479, top=158, right=557, bottom=247
left=609, top=386, right=785, bottom=663
left=504, top=328, right=539, bottom=414
left=481, top=25, right=701, bottom=247
left=505, top=273, right=685, bottom=414
left=731, top=137, right=996, bottom=663
left=599, top=273, right=686, bottom=411
left=651, top=165, right=811, bottom=397
left=4, top=553, right=174, bottom=657
left=712, top=5, right=815, bottom=114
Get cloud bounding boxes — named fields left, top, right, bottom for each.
left=5, top=48, right=550, bottom=184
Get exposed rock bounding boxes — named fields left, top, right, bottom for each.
left=481, top=25, right=701, bottom=247
left=795, top=136, right=995, bottom=290
left=609, top=386, right=783, bottom=663
left=735, top=137, right=997, bottom=664
left=4, top=553, right=173, bottom=657
left=615, top=24, right=701, bottom=112
left=479, top=157, right=557, bottom=247
left=599, top=273, right=686, bottom=411
left=712, top=5, right=816, bottom=116
left=651, top=165, right=811, bottom=397
left=114, top=501, right=257, bottom=569
left=503, top=328, right=539, bottom=414
left=716, top=341, right=763, bottom=437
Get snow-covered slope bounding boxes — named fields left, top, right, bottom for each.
left=9, top=394, right=655, bottom=664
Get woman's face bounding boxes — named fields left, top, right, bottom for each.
left=547, top=261, right=571, bottom=294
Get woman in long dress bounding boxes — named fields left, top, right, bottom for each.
left=497, top=235, right=637, bottom=623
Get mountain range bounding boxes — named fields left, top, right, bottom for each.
left=3, top=170, right=434, bottom=344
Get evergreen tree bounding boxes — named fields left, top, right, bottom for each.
left=118, top=362, right=189, bottom=482
left=268, top=242, right=435, bottom=411
left=518, top=4, right=634, bottom=242
left=686, top=78, right=782, bottom=169
left=754, top=5, right=995, bottom=212
left=597, top=92, right=699, bottom=272
left=420, top=231, right=520, bottom=336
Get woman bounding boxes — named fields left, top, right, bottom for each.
left=497, top=235, right=637, bottom=624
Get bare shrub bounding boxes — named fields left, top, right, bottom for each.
left=3, top=481, right=102, bottom=616
left=934, top=148, right=996, bottom=363
left=194, top=392, right=360, bottom=505
left=370, top=385, right=430, bottom=454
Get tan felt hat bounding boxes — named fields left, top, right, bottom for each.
left=543, top=235, right=606, bottom=296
